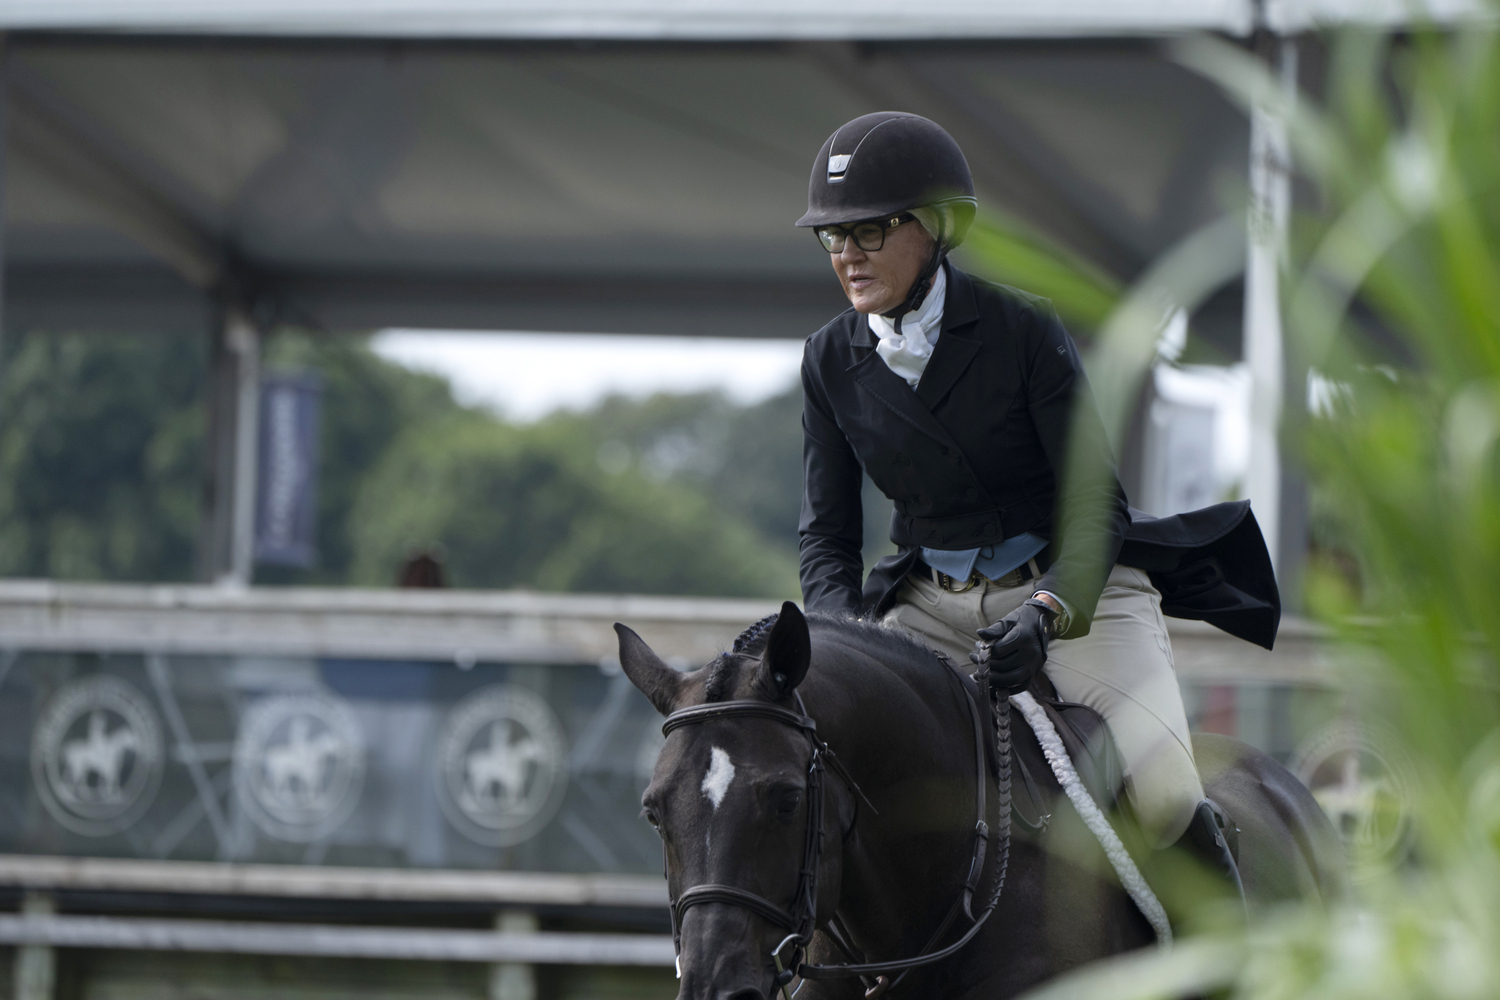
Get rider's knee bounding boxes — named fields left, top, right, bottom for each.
left=1125, top=744, right=1204, bottom=848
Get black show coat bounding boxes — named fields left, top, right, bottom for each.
left=798, top=264, right=1280, bottom=649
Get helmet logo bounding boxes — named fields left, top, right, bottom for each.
left=827, top=153, right=851, bottom=183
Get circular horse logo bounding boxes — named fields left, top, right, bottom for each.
left=435, top=686, right=568, bottom=846
left=32, top=676, right=164, bottom=836
left=233, top=693, right=365, bottom=842
left=1292, top=720, right=1416, bottom=877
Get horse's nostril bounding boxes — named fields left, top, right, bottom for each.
left=722, top=992, right=763, bottom=1000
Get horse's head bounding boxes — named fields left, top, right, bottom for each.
left=615, top=602, right=851, bottom=1000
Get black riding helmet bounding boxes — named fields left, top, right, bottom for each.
left=797, top=112, right=977, bottom=323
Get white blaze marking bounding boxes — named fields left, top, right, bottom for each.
left=701, top=746, right=735, bottom=809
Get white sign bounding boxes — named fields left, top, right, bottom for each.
left=435, top=686, right=568, bottom=847
left=32, top=676, right=164, bottom=836
left=233, top=693, right=365, bottom=842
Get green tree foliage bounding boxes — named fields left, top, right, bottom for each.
left=0, top=326, right=804, bottom=598
left=346, top=410, right=798, bottom=597
left=0, top=330, right=206, bottom=580
left=256, top=330, right=460, bottom=585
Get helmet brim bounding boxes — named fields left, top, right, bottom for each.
left=795, top=196, right=977, bottom=230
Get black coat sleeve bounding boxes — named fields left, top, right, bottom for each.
left=798, top=347, right=866, bottom=614
left=1025, top=308, right=1130, bottom=637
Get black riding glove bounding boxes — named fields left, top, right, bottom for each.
left=970, top=598, right=1058, bottom=695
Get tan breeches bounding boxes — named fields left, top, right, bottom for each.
left=883, top=563, right=1202, bottom=846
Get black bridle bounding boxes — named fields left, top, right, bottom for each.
left=659, top=658, right=1011, bottom=999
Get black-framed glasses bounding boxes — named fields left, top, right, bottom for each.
left=813, top=213, right=914, bottom=253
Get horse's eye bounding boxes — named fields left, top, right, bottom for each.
left=774, top=789, right=802, bottom=822
left=643, top=807, right=661, bottom=829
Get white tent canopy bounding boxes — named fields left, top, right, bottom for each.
left=0, top=0, right=1483, bottom=40
left=4, top=34, right=1252, bottom=340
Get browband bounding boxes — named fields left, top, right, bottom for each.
left=663, top=700, right=819, bottom=737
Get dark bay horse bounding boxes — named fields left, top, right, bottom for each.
left=617, top=602, right=1344, bottom=1000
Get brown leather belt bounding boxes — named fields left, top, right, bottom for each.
left=925, top=558, right=1039, bottom=594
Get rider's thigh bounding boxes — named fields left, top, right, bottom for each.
left=882, top=574, right=987, bottom=666
left=1043, top=565, right=1202, bottom=846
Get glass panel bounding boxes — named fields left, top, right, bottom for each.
left=0, top=651, right=664, bottom=873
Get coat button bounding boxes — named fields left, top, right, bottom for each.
left=964, top=487, right=978, bottom=501
left=982, top=523, right=998, bottom=538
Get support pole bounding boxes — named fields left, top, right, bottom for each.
left=198, top=306, right=261, bottom=585
left=1242, top=37, right=1296, bottom=579
left=489, top=910, right=538, bottom=1000
left=13, top=894, right=55, bottom=1000
left=227, top=311, right=260, bottom=586
left=0, top=33, right=9, bottom=380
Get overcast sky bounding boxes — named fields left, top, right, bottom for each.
left=370, top=330, right=806, bottom=421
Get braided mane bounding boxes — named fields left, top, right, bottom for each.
left=702, top=612, right=780, bottom=702
left=732, top=613, right=781, bottom=654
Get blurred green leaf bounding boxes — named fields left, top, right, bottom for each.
left=960, top=212, right=1122, bottom=331
left=1019, top=13, right=1500, bottom=1000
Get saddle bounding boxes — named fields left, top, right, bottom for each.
left=943, top=654, right=1132, bottom=845
left=1014, top=673, right=1127, bottom=825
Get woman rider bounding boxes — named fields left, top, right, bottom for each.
left=796, top=111, right=1255, bottom=907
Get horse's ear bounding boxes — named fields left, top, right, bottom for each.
left=758, top=601, right=811, bottom=699
left=615, top=623, right=683, bottom=716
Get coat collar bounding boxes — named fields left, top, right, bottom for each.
left=847, top=262, right=983, bottom=412
left=849, top=261, right=978, bottom=346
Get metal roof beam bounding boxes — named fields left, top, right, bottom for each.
left=7, top=63, right=225, bottom=289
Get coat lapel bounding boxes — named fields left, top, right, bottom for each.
left=849, top=351, right=965, bottom=448
left=846, top=267, right=977, bottom=449
left=914, top=266, right=982, bottom=410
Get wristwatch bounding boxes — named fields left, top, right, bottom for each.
left=1032, top=591, right=1071, bottom=639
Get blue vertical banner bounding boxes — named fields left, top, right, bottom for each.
left=254, top=371, right=323, bottom=568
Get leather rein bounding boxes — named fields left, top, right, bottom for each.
left=659, top=659, right=1012, bottom=998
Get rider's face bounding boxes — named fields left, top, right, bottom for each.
left=830, top=218, right=935, bottom=315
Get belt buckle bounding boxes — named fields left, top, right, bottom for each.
left=934, top=568, right=978, bottom=594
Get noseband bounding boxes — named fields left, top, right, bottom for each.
left=659, top=658, right=1011, bottom=999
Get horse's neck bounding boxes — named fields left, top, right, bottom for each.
left=804, top=652, right=983, bottom=958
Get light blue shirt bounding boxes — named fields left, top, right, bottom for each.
left=921, top=533, right=1048, bottom=583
